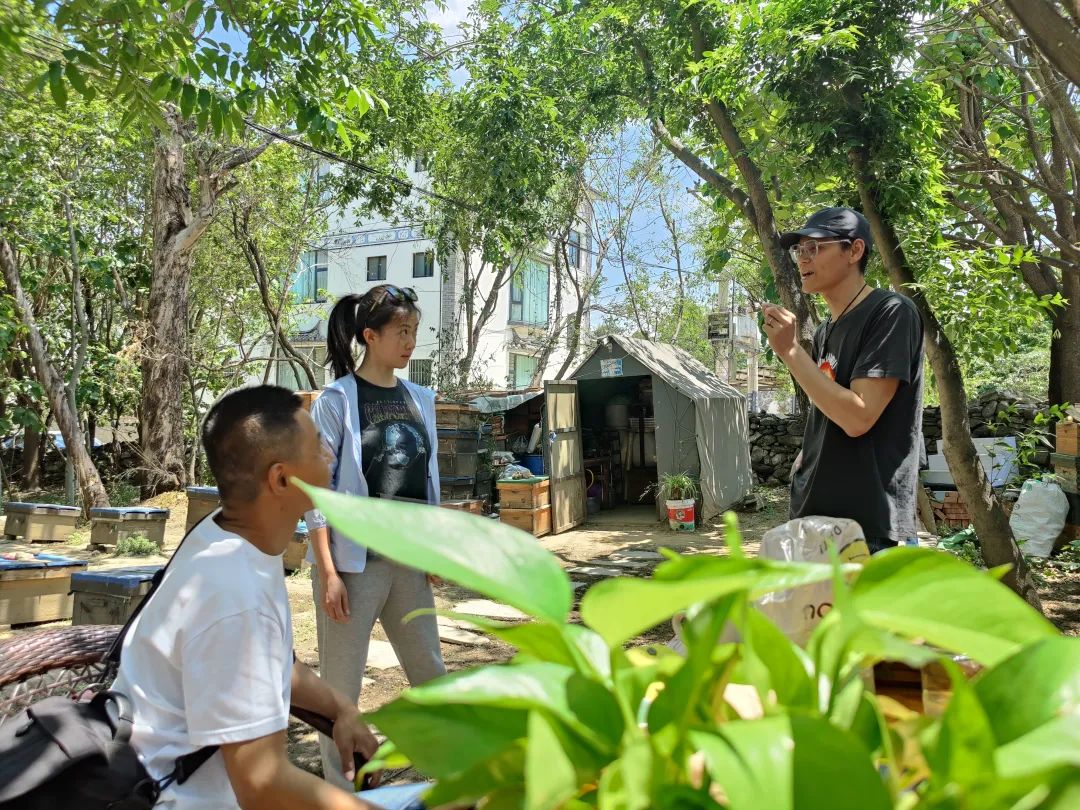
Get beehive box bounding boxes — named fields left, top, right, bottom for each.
left=283, top=523, right=309, bottom=573
left=2, top=502, right=81, bottom=543
left=496, top=477, right=550, bottom=510
left=1057, top=421, right=1078, bottom=456
left=71, top=565, right=161, bottom=626
left=500, top=505, right=552, bottom=538
left=185, top=486, right=221, bottom=532
left=440, top=476, right=475, bottom=502
left=89, top=507, right=169, bottom=549
left=437, top=429, right=480, bottom=479
left=435, top=403, right=482, bottom=431
left=441, top=499, right=484, bottom=515
left=0, top=554, right=88, bottom=625
left=1051, top=453, right=1079, bottom=495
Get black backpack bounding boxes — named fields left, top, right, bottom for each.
left=0, top=528, right=216, bottom=809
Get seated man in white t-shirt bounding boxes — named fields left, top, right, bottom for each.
left=114, top=385, right=425, bottom=809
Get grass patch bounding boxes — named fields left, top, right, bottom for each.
left=114, top=534, right=160, bottom=557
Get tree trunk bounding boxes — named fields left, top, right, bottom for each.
left=1002, top=0, right=1080, bottom=88
left=0, top=235, right=109, bottom=511
left=1050, top=269, right=1080, bottom=405
left=141, top=111, right=193, bottom=497
left=851, top=150, right=1042, bottom=609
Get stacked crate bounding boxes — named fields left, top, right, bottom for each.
left=497, top=477, right=551, bottom=538
left=1055, top=421, right=1079, bottom=547
left=436, top=403, right=482, bottom=502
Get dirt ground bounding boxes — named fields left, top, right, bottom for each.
left=3, top=486, right=1077, bottom=779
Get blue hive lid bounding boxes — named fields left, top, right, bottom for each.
left=0, top=553, right=86, bottom=570
left=89, top=507, right=169, bottom=518
left=71, top=565, right=163, bottom=590
left=4, top=501, right=81, bottom=514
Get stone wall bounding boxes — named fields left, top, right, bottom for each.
left=749, top=390, right=1051, bottom=486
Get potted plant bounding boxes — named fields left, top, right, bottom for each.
left=655, top=471, right=700, bottom=532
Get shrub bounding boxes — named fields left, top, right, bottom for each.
left=303, top=484, right=1080, bottom=809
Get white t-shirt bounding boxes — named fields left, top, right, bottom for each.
left=112, top=512, right=293, bottom=808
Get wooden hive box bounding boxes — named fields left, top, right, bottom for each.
left=283, top=522, right=309, bottom=573
left=3, top=502, right=81, bottom=543
left=89, top=507, right=169, bottom=549
left=500, top=505, right=552, bottom=538
left=435, top=403, right=482, bottom=431
left=185, top=486, right=221, bottom=532
left=71, top=565, right=161, bottom=626
left=496, top=477, right=550, bottom=510
left=441, top=499, right=484, bottom=515
left=1057, top=421, right=1078, bottom=456
left=1051, top=453, right=1079, bottom=495
left=0, top=554, right=88, bottom=625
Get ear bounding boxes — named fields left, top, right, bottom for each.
left=850, top=238, right=867, bottom=264
left=361, top=326, right=379, bottom=345
left=266, top=461, right=290, bottom=496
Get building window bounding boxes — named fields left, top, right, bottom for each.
left=567, top=230, right=581, bottom=269
left=276, top=345, right=328, bottom=391
left=409, top=358, right=433, bottom=387
left=295, top=250, right=328, bottom=303
left=508, top=352, right=539, bottom=390
left=509, top=260, right=549, bottom=326
left=412, top=251, right=434, bottom=279
left=367, top=255, right=387, bottom=282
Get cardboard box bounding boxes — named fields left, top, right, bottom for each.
left=1051, top=453, right=1079, bottom=495
left=441, top=499, right=484, bottom=515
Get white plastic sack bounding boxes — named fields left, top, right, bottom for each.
left=1009, top=479, right=1069, bottom=558
left=667, top=516, right=870, bottom=653
left=756, top=516, right=871, bottom=646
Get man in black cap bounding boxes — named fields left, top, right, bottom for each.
left=760, top=207, right=924, bottom=553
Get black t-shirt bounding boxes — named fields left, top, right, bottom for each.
left=354, top=376, right=431, bottom=502
left=789, top=288, right=924, bottom=542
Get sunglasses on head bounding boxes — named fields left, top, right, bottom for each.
left=368, top=285, right=418, bottom=313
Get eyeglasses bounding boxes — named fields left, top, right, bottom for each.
left=369, top=285, right=418, bottom=313
left=789, top=239, right=851, bottom=264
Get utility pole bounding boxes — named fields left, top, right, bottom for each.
left=713, top=278, right=738, bottom=383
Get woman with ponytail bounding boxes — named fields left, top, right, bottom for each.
left=304, top=285, right=445, bottom=790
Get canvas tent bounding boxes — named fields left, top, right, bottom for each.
left=560, top=335, right=752, bottom=524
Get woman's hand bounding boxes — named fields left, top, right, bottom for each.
left=322, top=572, right=351, bottom=623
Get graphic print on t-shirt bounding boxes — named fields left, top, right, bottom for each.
left=356, top=378, right=431, bottom=503
left=364, top=401, right=427, bottom=469
left=818, top=353, right=837, bottom=381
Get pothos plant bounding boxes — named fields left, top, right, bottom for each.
left=301, top=484, right=1080, bottom=810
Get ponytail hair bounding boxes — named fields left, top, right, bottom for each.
left=325, top=286, right=422, bottom=380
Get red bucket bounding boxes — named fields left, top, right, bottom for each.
left=666, top=498, right=696, bottom=532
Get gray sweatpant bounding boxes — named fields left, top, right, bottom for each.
left=313, top=557, right=446, bottom=789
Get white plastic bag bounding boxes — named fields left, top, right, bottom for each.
left=756, top=516, right=871, bottom=646
left=1009, top=479, right=1069, bottom=558
left=667, top=516, right=870, bottom=653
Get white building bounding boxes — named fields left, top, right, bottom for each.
left=274, top=161, right=592, bottom=394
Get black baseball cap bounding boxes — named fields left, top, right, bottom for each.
left=779, top=207, right=872, bottom=251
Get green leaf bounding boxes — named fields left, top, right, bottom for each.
left=399, top=662, right=623, bottom=752
left=850, top=548, right=1056, bottom=666
left=597, top=736, right=653, bottom=810
left=47, top=62, right=67, bottom=108
left=525, top=711, right=580, bottom=810
left=369, top=699, right=528, bottom=779
left=692, top=715, right=892, bottom=810
left=582, top=556, right=846, bottom=645
left=63, top=63, right=90, bottom=97
left=975, top=637, right=1080, bottom=777
left=180, top=83, right=196, bottom=119
left=299, top=483, right=573, bottom=623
